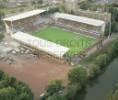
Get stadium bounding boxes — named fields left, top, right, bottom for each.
left=2, top=9, right=106, bottom=63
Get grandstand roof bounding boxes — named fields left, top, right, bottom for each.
left=3, top=9, right=46, bottom=21
left=54, top=13, right=105, bottom=26
left=12, top=32, right=69, bottom=58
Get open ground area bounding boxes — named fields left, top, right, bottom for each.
left=33, top=27, right=96, bottom=57
left=0, top=54, right=71, bottom=100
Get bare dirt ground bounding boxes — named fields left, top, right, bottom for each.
left=0, top=54, right=71, bottom=100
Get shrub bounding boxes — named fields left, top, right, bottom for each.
left=0, top=33, right=4, bottom=42
left=108, top=5, right=118, bottom=33
left=0, top=70, right=34, bottom=100
left=95, top=54, right=109, bottom=69
left=16, top=92, right=33, bottom=100
left=65, top=83, right=81, bottom=100
left=46, top=80, right=63, bottom=96
left=0, top=87, right=16, bottom=100
left=104, top=23, right=111, bottom=36
left=79, top=1, right=90, bottom=10
left=0, top=70, right=5, bottom=80
left=68, top=66, right=87, bottom=86
left=108, top=38, right=118, bottom=58
left=0, top=80, right=9, bottom=89
left=88, top=64, right=100, bottom=78
left=47, top=94, right=67, bottom=100
left=47, top=7, right=59, bottom=14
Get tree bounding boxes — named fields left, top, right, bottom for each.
left=88, top=64, right=100, bottom=78
left=47, top=94, right=67, bottom=100
left=16, top=92, right=33, bottom=100
left=31, top=0, right=43, bottom=8
left=0, top=0, right=5, bottom=32
left=108, top=4, right=118, bottom=33
left=79, top=1, right=90, bottom=10
left=46, top=80, right=63, bottom=96
left=108, top=38, right=118, bottom=58
left=0, top=70, right=4, bottom=80
left=59, top=0, right=66, bottom=12
left=0, top=87, right=16, bottom=100
left=0, top=70, right=34, bottom=100
left=68, top=66, right=87, bottom=86
left=95, top=54, right=109, bottom=69
left=65, top=84, right=81, bottom=100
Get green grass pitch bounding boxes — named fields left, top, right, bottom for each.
left=33, top=27, right=96, bottom=57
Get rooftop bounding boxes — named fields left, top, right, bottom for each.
left=54, top=13, right=105, bottom=26
left=3, top=9, right=46, bottom=21
left=12, top=32, right=69, bottom=58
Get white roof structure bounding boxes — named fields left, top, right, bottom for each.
left=3, top=9, right=46, bottom=21
left=12, top=32, right=69, bottom=58
left=54, top=13, right=105, bottom=26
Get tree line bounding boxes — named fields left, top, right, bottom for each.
left=0, top=70, right=34, bottom=100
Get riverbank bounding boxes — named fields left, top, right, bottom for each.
left=74, top=31, right=117, bottom=99
left=76, top=58, right=118, bottom=100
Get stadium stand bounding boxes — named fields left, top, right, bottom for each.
left=12, top=31, right=69, bottom=58
left=54, top=13, right=106, bottom=36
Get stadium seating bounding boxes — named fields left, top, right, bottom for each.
left=55, top=18, right=101, bottom=36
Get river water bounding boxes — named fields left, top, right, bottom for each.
left=76, top=58, right=118, bottom=100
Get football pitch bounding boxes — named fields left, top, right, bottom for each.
left=33, top=27, right=96, bottom=57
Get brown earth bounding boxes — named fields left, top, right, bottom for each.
left=0, top=55, right=71, bottom=100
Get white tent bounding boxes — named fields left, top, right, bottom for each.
left=12, top=32, right=69, bottom=58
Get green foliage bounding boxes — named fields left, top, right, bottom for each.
left=59, top=5, right=66, bottom=13
left=0, top=87, right=16, bottom=100
left=88, top=64, right=100, bottom=78
left=0, top=1, right=5, bottom=32
left=65, top=84, right=80, bottom=100
left=42, top=80, right=64, bottom=100
left=108, top=38, right=118, bottom=58
left=87, top=37, right=118, bottom=79
left=47, top=7, right=59, bottom=14
left=0, top=71, right=5, bottom=80
left=108, top=5, right=118, bottom=33
left=47, top=94, right=67, bottom=100
left=0, top=12, right=5, bottom=31
left=95, top=54, right=109, bottom=69
left=59, top=0, right=66, bottom=13
left=68, top=67, right=87, bottom=86
left=0, top=70, right=34, bottom=100
left=46, top=80, right=63, bottom=96
left=104, top=23, right=111, bottom=36
left=79, top=1, right=90, bottom=10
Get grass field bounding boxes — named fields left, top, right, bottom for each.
left=33, top=27, right=96, bottom=57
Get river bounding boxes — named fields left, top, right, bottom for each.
left=76, top=58, right=118, bottom=100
